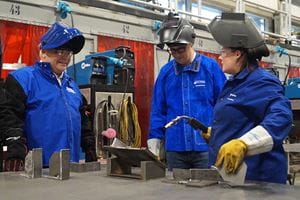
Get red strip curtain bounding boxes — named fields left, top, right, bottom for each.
left=0, top=20, right=48, bottom=79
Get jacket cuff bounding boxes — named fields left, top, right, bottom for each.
left=239, top=125, right=274, bottom=156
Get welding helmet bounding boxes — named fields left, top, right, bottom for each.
left=40, top=22, right=85, bottom=54
left=157, top=12, right=196, bottom=49
left=208, top=13, right=269, bottom=60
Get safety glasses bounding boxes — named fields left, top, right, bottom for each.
left=168, top=45, right=187, bottom=54
left=47, top=49, right=73, bottom=57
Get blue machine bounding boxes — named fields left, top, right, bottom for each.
left=285, top=77, right=300, bottom=99
left=67, top=46, right=135, bottom=86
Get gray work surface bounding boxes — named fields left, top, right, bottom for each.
left=0, top=170, right=299, bottom=200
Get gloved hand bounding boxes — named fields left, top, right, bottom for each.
left=215, top=139, right=247, bottom=174
left=147, top=138, right=161, bottom=158
left=201, top=127, right=211, bottom=143
left=5, top=159, right=24, bottom=172
left=5, top=137, right=27, bottom=172
left=85, top=150, right=97, bottom=162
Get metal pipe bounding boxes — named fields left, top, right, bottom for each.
left=262, top=31, right=288, bottom=39
left=126, top=0, right=211, bottom=21
left=243, top=0, right=288, bottom=15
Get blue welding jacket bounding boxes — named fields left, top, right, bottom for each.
left=10, top=62, right=82, bottom=166
left=209, top=64, right=293, bottom=184
left=148, top=53, right=226, bottom=151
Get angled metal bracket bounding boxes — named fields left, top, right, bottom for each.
left=47, top=149, right=70, bottom=180
left=23, top=148, right=43, bottom=178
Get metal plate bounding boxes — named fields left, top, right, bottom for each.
left=103, top=146, right=165, bottom=168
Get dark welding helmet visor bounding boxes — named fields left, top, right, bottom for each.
left=157, top=13, right=195, bottom=49
left=208, top=13, right=269, bottom=59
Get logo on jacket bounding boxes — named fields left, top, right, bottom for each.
left=227, top=93, right=237, bottom=101
left=194, top=80, right=205, bottom=87
left=66, top=87, right=76, bottom=94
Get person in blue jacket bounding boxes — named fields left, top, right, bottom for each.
left=0, top=22, right=97, bottom=171
left=207, top=13, right=293, bottom=184
left=147, top=12, right=226, bottom=170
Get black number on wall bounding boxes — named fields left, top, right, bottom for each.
left=10, top=4, right=21, bottom=15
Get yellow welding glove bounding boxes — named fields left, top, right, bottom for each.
left=201, top=127, right=211, bottom=143
left=215, top=139, right=247, bottom=174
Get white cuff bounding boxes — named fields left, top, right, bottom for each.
left=147, top=138, right=161, bottom=156
left=239, top=125, right=274, bottom=156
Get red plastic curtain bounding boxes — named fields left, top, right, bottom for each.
left=288, top=67, right=300, bottom=78
left=0, top=20, right=48, bottom=79
left=197, top=50, right=222, bottom=67
left=98, top=35, right=154, bottom=147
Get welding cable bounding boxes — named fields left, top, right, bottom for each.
left=94, top=99, right=117, bottom=157
left=283, top=54, right=292, bottom=86
left=118, top=98, right=141, bottom=148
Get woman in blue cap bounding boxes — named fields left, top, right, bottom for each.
left=0, top=22, right=97, bottom=170
left=207, top=13, right=292, bottom=184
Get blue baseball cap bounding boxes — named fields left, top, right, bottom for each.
left=40, top=22, right=85, bottom=54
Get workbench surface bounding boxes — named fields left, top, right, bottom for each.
left=0, top=169, right=299, bottom=200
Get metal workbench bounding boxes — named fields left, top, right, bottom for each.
left=1, top=169, right=300, bottom=200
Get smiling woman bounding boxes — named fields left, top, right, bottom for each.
left=208, top=12, right=292, bottom=184
left=0, top=22, right=98, bottom=172
left=218, top=47, right=247, bottom=75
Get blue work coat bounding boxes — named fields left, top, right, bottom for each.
left=209, top=64, right=292, bottom=184
left=11, top=62, right=82, bottom=166
left=149, top=53, right=226, bottom=151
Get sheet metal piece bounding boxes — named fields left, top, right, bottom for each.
left=173, top=168, right=191, bottom=180
left=213, top=162, right=247, bottom=186
left=190, top=168, right=223, bottom=181
left=105, top=146, right=166, bottom=180
left=172, top=168, right=223, bottom=181
left=165, top=164, right=246, bottom=187
left=47, top=149, right=70, bottom=180
left=163, top=168, right=223, bottom=185
left=104, top=146, right=165, bottom=168
left=23, top=148, right=42, bottom=178
left=70, top=161, right=101, bottom=173
left=185, top=180, right=219, bottom=188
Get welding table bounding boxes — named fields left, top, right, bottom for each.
left=0, top=169, right=300, bottom=200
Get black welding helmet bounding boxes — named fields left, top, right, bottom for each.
left=157, top=12, right=196, bottom=49
left=208, top=13, right=269, bottom=59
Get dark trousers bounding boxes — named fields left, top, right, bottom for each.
left=166, top=151, right=208, bottom=171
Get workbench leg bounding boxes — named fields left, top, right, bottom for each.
left=107, top=157, right=131, bottom=175
left=141, top=161, right=165, bottom=181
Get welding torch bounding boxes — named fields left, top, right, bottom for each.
left=164, top=115, right=208, bottom=133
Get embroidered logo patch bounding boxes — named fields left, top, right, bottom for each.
left=194, top=80, right=205, bottom=87
left=227, top=93, right=237, bottom=101
left=66, top=87, right=76, bottom=94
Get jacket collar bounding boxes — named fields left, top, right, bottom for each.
left=35, top=61, right=69, bottom=84
left=174, top=52, right=200, bottom=75
left=228, top=64, right=258, bottom=81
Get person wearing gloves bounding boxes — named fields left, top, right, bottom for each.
left=207, top=13, right=293, bottom=184
left=0, top=22, right=97, bottom=171
left=148, top=12, right=226, bottom=170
